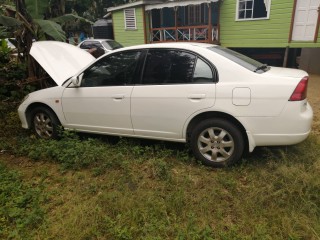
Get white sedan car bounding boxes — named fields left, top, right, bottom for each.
left=18, top=41, right=313, bottom=167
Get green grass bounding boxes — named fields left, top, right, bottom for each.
left=0, top=162, right=45, bottom=239
left=0, top=102, right=319, bottom=239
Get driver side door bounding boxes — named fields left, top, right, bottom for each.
left=61, top=50, right=141, bottom=135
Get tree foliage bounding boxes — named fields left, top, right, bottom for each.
left=0, top=0, right=95, bottom=79
left=0, top=0, right=135, bottom=81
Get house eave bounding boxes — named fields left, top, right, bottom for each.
left=145, top=0, right=219, bottom=11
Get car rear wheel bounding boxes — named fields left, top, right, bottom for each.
left=190, top=119, right=244, bottom=167
left=31, top=107, right=60, bottom=139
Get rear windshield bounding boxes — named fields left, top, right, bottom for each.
left=102, top=40, right=123, bottom=50
left=208, top=46, right=269, bottom=73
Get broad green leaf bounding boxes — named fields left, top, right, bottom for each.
left=0, top=15, right=22, bottom=27
left=34, top=19, right=66, bottom=41
left=25, top=0, right=49, bottom=19
left=51, top=14, right=93, bottom=25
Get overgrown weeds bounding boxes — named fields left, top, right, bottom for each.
left=0, top=88, right=320, bottom=239
left=0, top=162, right=45, bottom=239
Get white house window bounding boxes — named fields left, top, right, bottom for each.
left=237, top=0, right=271, bottom=20
left=124, top=8, right=137, bottom=30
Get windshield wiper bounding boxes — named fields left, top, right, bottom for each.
left=254, top=64, right=268, bottom=72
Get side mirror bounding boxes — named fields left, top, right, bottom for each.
left=71, top=73, right=83, bottom=87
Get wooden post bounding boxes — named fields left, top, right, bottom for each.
left=314, top=4, right=320, bottom=43
left=142, top=6, right=147, bottom=44
left=283, top=46, right=290, bottom=68
left=288, top=0, right=298, bottom=43
left=208, top=3, right=212, bottom=43
left=175, top=7, right=178, bottom=41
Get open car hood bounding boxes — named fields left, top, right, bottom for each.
left=30, top=41, right=95, bottom=86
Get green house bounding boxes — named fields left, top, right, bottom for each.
left=107, top=0, right=320, bottom=73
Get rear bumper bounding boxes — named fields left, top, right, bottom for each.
left=242, top=101, right=313, bottom=151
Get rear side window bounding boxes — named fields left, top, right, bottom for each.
left=80, top=41, right=91, bottom=49
left=102, top=40, right=123, bottom=50
left=193, top=58, right=213, bottom=83
left=141, top=49, right=214, bottom=85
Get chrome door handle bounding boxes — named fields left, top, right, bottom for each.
left=112, top=94, right=125, bottom=100
left=188, top=94, right=206, bottom=100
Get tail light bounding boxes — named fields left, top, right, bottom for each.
left=289, top=76, right=309, bottom=101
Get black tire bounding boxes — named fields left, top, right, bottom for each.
left=30, top=107, right=61, bottom=139
left=190, top=118, right=244, bottom=167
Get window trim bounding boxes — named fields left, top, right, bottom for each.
left=235, top=0, right=271, bottom=21
left=138, top=48, right=219, bottom=86
left=77, top=50, right=142, bottom=88
left=124, top=8, right=137, bottom=30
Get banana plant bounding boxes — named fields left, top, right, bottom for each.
left=0, top=0, right=92, bottom=78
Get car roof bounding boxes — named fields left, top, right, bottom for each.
left=112, top=42, right=218, bottom=52
left=81, top=39, right=114, bottom=42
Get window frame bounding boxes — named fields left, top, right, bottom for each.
left=124, top=8, right=137, bottom=30
left=77, top=50, right=142, bottom=88
left=235, top=0, right=271, bottom=21
left=138, top=48, right=218, bottom=85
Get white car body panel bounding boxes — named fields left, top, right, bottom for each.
left=61, top=86, right=134, bottom=135
left=131, top=84, right=216, bottom=139
left=19, top=42, right=313, bottom=155
left=30, top=41, right=95, bottom=85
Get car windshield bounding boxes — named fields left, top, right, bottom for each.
left=102, top=40, right=123, bottom=50
left=208, top=46, right=269, bottom=73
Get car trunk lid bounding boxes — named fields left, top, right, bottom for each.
left=30, top=41, right=95, bottom=86
left=264, top=66, right=307, bottom=79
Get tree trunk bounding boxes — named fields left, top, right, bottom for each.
left=15, top=0, right=36, bottom=78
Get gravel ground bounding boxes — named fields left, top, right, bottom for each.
left=308, top=74, right=320, bottom=135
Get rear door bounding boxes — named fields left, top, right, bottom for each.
left=131, top=48, right=216, bottom=140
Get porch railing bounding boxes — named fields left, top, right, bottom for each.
left=150, top=25, right=219, bottom=44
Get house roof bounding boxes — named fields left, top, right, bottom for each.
left=107, top=0, right=219, bottom=12
left=107, top=0, right=164, bottom=12
left=145, top=0, right=219, bottom=10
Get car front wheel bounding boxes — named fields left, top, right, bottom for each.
left=190, top=119, right=244, bottom=167
left=31, top=107, right=60, bottom=139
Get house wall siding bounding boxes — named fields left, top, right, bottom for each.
left=111, top=1, right=320, bottom=48
left=112, top=6, right=145, bottom=47
left=220, top=0, right=320, bottom=48
left=219, top=0, right=294, bottom=48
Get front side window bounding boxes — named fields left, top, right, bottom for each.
left=237, top=0, right=271, bottom=20
left=142, top=49, right=214, bottom=85
left=81, top=51, right=141, bottom=87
